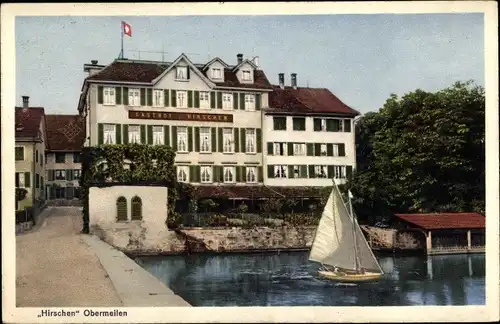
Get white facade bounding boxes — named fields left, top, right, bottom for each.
left=45, top=151, right=82, bottom=199
left=262, top=114, right=356, bottom=186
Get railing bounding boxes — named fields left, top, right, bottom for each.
left=428, top=245, right=485, bottom=255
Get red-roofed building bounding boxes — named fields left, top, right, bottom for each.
left=15, top=96, right=47, bottom=210
left=393, top=213, right=485, bottom=255
left=44, top=114, right=86, bottom=200
left=263, top=73, right=360, bottom=187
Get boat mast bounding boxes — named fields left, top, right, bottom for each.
left=348, top=191, right=361, bottom=273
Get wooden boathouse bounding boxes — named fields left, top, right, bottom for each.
left=392, top=213, right=485, bottom=255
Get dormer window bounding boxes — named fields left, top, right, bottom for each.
left=242, top=70, right=252, bottom=81
left=176, top=66, right=188, bottom=80
left=211, top=68, right=222, bottom=79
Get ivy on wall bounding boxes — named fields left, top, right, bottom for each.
left=80, top=144, right=194, bottom=233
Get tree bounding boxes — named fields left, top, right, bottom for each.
left=347, top=81, right=485, bottom=223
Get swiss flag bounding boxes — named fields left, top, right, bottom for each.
left=122, top=21, right=132, bottom=37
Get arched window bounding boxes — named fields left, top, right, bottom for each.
left=116, top=196, right=127, bottom=221
left=131, top=196, right=143, bottom=221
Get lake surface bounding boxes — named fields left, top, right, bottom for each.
left=135, top=252, right=485, bottom=306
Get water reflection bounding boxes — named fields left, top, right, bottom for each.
left=136, top=252, right=485, bottom=307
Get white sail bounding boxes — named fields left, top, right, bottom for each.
left=308, top=184, right=382, bottom=274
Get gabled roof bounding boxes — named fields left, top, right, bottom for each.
left=232, top=59, right=257, bottom=72
left=268, top=85, right=360, bottom=116
left=151, top=53, right=214, bottom=86
left=202, top=57, right=229, bottom=71
left=15, top=107, right=45, bottom=139
left=45, top=114, right=86, bottom=151
left=394, top=213, right=485, bottom=230
left=85, top=56, right=273, bottom=90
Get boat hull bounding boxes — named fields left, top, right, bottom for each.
left=318, top=270, right=382, bottom=282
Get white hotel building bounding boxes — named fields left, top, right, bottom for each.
left=77, top=53, right=359, bottom=199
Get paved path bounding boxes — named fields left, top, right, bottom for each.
left=16, top=207, right=123, bottom=307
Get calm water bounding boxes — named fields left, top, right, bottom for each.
left=135, top=252, right=485, bottom=306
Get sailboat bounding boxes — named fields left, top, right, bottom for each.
left=308, top=179, right=384, bottom=282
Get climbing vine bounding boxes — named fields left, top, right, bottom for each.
left=80, top=144, right=194, bottom=233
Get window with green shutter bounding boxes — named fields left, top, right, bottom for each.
left=257, top=166, right=263, bottom=182
left=327, top=144, right=334, bottom=156
left=164, top=89, right=169, bottom=106
left=217, top=128, right=223, bottom=153
left=339, top=143, right=346, bottom=156
left=25, top=172, right=31, bottom=187
left=188, top=127, right=194, bottom=152
left=233, top=93, right=239, bottom=110
left=344, top=119, right=352, bottom=132
left=123, top=125, right=129, bottom=144
left=140, top=125, right=146, bottom=144
left=300, top=165, right=308, bottom=178
left=48, top=170, right=54, bottom=181
left=328, top=166, right=335, bottom=179
left=171, top=126, right=178, bottom=151
left=115, top=124, right=122, bottom=144
left=326, top=119, right=335, bottom=131
left=15, top=147, right=24, bottom=161
left=188, top=90, right=193, bottom=108
left=194, top=91, right=200, bottom=108
left=147, top=125, right=153, bottom=144
left=292, top=117, right=306, bottom=131
left=164, top=125, right=170, bottom=146
left=346, top=165, right=353, bottom=178
left=287, top=143, right=294, bottom=156
left=313, top=118, right=322, bottom=131
left=140, top=88, right=146, bottom=106
left=171, top=90, right=177, bottom=107
left=195, top=127, right=200, bottom=152
left=273, top=117, right=287, bottom=130
left=267, top=142, right=274, bottom=155
left=256, top=129, right=262, bottom=153
left=239, top=93, right=245, bottom=110
left=123, top=87, right=129, bottom=105
left=267, top=165, right=274, bottom=178
left=211, top=128, right=217, bottom=152
left=306, top=143, right=314, bottom=156
left=131, top=196, right=143, bottom=221
left=210, top=91, right=216, bottom=109
left=116, top=197, right=127, bottom=221
left=308, top=165, right=315, bottom=178
left=98, top=86, right=104, bottom=104
left=234, top=128, right=240, bottom=153
left=235, top=166, right=242, bottom=183
left=240, top=129, right=246, bottom=153
left=314, top=144, right=321, bottom=156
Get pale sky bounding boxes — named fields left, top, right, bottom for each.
left=15, top=14, right=484, bottom=114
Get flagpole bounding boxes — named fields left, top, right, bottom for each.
left=120, top=21, right=124, bottom=59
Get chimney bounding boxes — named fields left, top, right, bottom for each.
left=237, top=53, right=243, bottom=64
left=91, top=60, right=98, bottom=65
left=278, top=73, right=285, bottom=89
left=22, top=96, right=29, bottom=108
left=291, top=73, right=297, bottom=89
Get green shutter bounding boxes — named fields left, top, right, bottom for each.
left=267, top=142, right=274, bottom=155
left=188, top=127, right=193, bottom=152
left=231, top=128, right=238, bottom=153
left=314, top=144, right=321, bottom=156
left=123, top=125, right=129, bottom=144
left=147, top=88, right=153, bottom=106
left=171, top=126, right=177, bottom=151
left=189, top=165, right=195, bottom=183
left=255, top=94, right=262, bottom=110
left=326, top=119, right=335, bottom=132
left=48, top=170, right=54, bottom=181
left=196, top=165, right=201, bottom=183
left=267, top=165, right=274, bottom=178
left=24, top=172, right=31, bottom=188
left=313, top=118, right=321, bottom=131
left=219, top=166, right=225, bottom=183
left=140, top=88, right=146, bottom=106
left=194, top=127, right=200, bottom=152
left=257, top=166, right=263, bottom=182
left=210, top=91, right=216, bottom=109
left=116, top=87, right=122, bottom=105
left=256, top=129, right=262, bottom=153
left=171, top=90, right=177, bottom=107
left=240, top=93, right=245, bottom=110
left=164, top=89, right=169, bottom=107
left=67, top=169, right=74, bottom=181
left=188, top=90, right=193, bottom=108
left=213, top=165, right=220, bottom=183
left=98, top=124, right=104, bottom=145
left=288, top=165, right=294, bottom=179
left=240, top=128, right=246, bottom=153
left=287, top=143, right=294, bottom=156
left=327, top=144, right=334, bottom=156
left=217, top=92, right=223, bottom=109
left=344, top=119, right=352, bottom=132
left=233, top=93, right=238, bottom=110
left=194, top=91, right=200, bottom=108
left=97, top=86, right=103, bottom=104
left=147, top=125, right=153, bottom=145
left=164, top=125, right=170, bottom=146
left=240, top=166, right=246, bottom=182
left=123, top=87, right=129, bottom=105
left=327, top=166, right=334, bottom=179
left=235, top=166, right=242, bottom=183
left=339, top=144, right=346, bottom=156
left=218, top=128, right=223, bottom=153
left=115, top=124, right=122, bottom=144
left=306, top=143, right=314, bottom=156
left=211, top=128, right=217, bottom=152
left=300, top=165, right=307, bottom=178
left=308, top=165, right=315, bottom=178
left=346, top=165, right=353, bottom=178
left=140, top=125, right=146, bottom=144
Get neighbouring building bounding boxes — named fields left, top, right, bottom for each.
left=263, top=73, right=360, bottom=186
left=77, top=53, right=273, bottom=187
left=15, top=96, right=46, bottom=210
left=44, top=114, right=86, bottom=200
left=392, top=213, right=486, bottom=255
